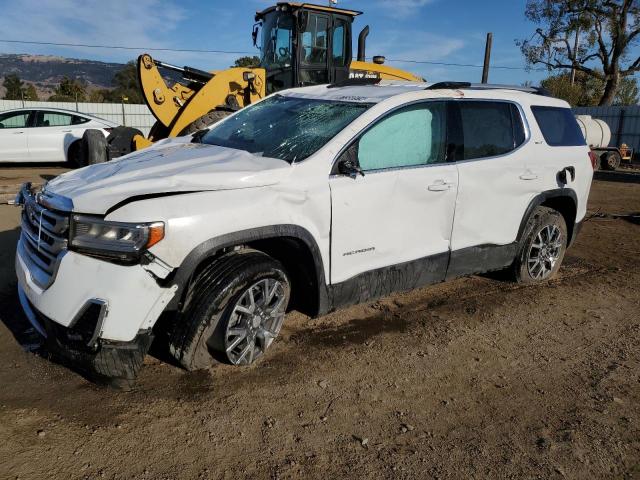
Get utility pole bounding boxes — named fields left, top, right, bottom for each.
left=121, top=96, right=128, bottom=126
left=482, top=33, right=493, bottom=84
left=570, top=25, right=580, bottom=86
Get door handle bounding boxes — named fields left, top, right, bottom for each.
left=61, top=130, right=72, bottom=133
left=519, top=171, right=538, bottom=181
left=427, top=180, right=453, bottom=192
left=12, top=131, right=24, bottom=134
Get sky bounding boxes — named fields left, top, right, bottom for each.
left=0, top=0, right=636, bottom=86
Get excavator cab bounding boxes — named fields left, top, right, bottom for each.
left=254, top=2, right=360, bottom=93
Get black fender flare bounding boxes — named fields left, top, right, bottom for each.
left=164, top=224, right=330, bottom=315
left=516, top=188, right=579, bottom=246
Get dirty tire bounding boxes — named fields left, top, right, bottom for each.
left=511, top=206, right=568, bottom=284
left=82, top=129, right=108, bottom=165
left=178, top=110, right=231, bottom=136
left=592, top=154, right=601, bottom=171
left=67, top=140, right=84, bottom=168
left=106, top=126, right=143, bottom=159
left=603, top=151, right=621, bottom=171
left=169, top=249, right=290, bottom=371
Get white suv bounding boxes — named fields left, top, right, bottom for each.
left=14, top=80, right=594, bottom=385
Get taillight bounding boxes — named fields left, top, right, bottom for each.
left=588, top=151, right=598, bottom=170
left=104, top=127, right=114, bottom=134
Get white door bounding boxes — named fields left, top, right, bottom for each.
left=0, top=110, right=30, bottom=162
left=29, top=111, right=77, bottom=162
left=330, top=102, right=458, bottom=286
left=448, top=100, right=540, bottom=274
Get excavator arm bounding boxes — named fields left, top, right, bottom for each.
left=136, top=54, right=266, bottom=143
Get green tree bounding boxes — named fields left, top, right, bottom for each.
left=3, top=74, right=24, bottom=100
left=518, top=0, right=640, bottom=106
left=23, top=84, right=38, bottom=101
left=108, top=61, right=143, bottom=103
left=541, top=71, right=603, bottom=105
left=233, top=56, right=261, bottom=68
left=541, top=70, right=639, bottom=106
left=88, top=88, right=111, bottom=103
left=49, top=76, right=87, bottom=102
left=613, top=76, right=639, bottom=105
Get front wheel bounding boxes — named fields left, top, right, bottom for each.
left=511, top=206, right=568, bottom=284
left=169, top=250, right=290, bottom=370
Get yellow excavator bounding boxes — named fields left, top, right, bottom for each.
left=83, top=2, right=424, bottom=163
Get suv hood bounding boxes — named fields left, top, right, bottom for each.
left=45, top=141, right=292, bottom=214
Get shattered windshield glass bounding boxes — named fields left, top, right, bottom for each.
left=200, top=95, right=372, bottom=163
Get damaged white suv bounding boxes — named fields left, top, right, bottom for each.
left=15, top=80, right=594, bottom=385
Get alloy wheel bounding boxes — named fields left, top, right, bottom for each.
left=527, top=224, right=563, bottom=280
left=220, top=278, right=287, bottom=365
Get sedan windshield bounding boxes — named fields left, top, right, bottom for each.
left=200, top=95, right=372, bottom=163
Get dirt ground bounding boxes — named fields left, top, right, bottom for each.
left=0, top=174, right=639, bottom=480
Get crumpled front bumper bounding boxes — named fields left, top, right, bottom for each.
left=15, top=239, right=177, bottom=343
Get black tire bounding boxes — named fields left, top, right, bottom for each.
left=106, top=126, right=144, bottom=159
left=592, top=154, right=601, bottom=171
left=82, top=129, right=108, bottom=165
left=511, top=206, right=568, bottom=284
left=66, top=140, right=84, bottom=168
left=148, top=121, right=170, bottom=142
left=178, top=110, right=231, bottom=136
left=169, top=249, right=290, bottom=371
left=603, top=151, right=621, bottom=171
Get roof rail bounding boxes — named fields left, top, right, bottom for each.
left=426, top=82, right=552, bottom=96
left=327, top=77, right=381, bottom=89
left=426, top=82, right=471, bottom=90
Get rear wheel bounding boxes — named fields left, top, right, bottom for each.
left=169, top=250, right=290, bottom=371
left=511, top=206, right=567, bottom=284
left=178, top=110, right=231, bottom=136
left=82, top=129, right=108, bottom=165
left=603, top=151, right=621, bottom=171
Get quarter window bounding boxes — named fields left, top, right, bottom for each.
left=357, top=102, right=447, bottom=171
left=456, top=102, right=525, bottom=160
left=0, top=111, right=29, bottom=128
left=531, top=106, right=586, bottom=147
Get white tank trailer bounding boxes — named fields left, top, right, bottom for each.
left=575, top=115, right=632, bottom=171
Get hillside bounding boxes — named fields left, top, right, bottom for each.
left=0, top=53, right=124, bottom=86
left=0, top=53, right=126, bottom=99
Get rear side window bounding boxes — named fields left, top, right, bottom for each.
left=35, top=111, right=73, bottom=127
left=454, top=101, right=526, bottom=160
left=531, top=106, right=586, bottom=147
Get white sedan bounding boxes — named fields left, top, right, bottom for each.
left=0, top=108, right=117, bottom=164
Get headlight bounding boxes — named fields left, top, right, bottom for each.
left=70, top=215, right=165, bottom=263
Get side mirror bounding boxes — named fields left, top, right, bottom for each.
left=337, top=144, right=365, bottom=178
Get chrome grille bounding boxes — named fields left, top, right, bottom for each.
left=19, top=186, right=69, bottom=289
